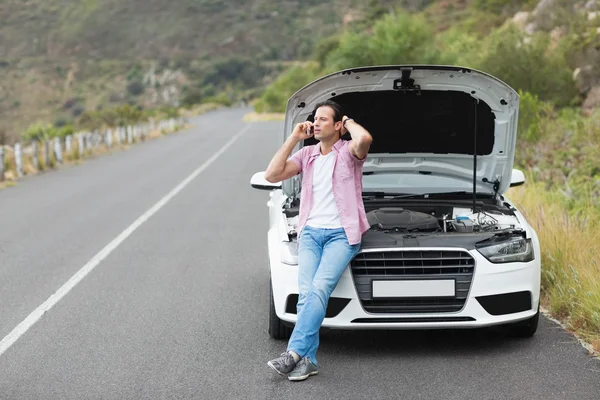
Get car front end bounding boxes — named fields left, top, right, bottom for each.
left=252, top=65, right=542, bottom=338
left=269, top=191, right=540, bottom=333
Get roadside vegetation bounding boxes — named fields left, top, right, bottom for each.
left=0, top=103, right=220, bottom=187
left=255, top=0, right=600, bottom=353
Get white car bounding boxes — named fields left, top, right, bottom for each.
left=251, top=65, right=541, bottom=340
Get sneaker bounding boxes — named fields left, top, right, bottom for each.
left=288, top=357, right=318, bottom=381
left=267, top=352, right=297, bottom=376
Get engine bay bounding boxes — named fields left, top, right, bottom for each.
left=284, top=197, right=526, bottom=249
left=363, top=204, right=519, bottom=234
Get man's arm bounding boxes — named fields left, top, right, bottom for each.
left=343, top=117, right=373, bottom=160
left=264, top=121, right=313, bottom=183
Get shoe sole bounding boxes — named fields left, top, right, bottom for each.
left=288, top=371, right=318, bottom=381
left=267, top=361, right=288, bottom=377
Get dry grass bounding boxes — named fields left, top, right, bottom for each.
left=507, top=179, right=600, bottom=354
left=242, top=112, right=285, bottom=122
left=180, top=103, right=222, bottom=117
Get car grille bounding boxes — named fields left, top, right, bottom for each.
left=350, top=250, right=475, bottom=314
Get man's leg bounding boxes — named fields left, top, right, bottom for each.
left=295, top=226, right=323, bottom=317
left=287, top=228, right=360, bottom=368
left=267, top=226, right=322, bottom=376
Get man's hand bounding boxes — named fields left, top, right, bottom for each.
left=264, top=122, right=311, bottom=183
left=291, top=121, right=314, bottom=142
left=343, top=116, right=373, bottom=160
left=341, top=116, right=350, bottom=136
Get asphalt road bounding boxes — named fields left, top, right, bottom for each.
left=0, top=107, right=598, bottom=399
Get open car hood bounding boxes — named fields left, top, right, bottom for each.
left=281, top=65, right=520, bottom=199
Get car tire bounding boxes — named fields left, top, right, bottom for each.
left=269, top=278, right=292, bottom=340
left=507, top=305, right=540, bottom=338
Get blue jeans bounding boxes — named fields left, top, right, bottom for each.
left=286, top=225, right=361, bottom=366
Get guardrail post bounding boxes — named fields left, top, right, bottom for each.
left=66, top=135, right=72, bottom=154
left=54, top=137, right=63, bottom=164
left=78, top=133, right=84, bottom=156
left=45, top=139, right=51, bottom=167
left=127, top=126, right=133, bottom=144
left=32, top=140, right=39, bottom=170
left=106, top=129, right=112, bottom=147
left=15, top=143, right=23, bottom=178
left=0, top=146, right=5, bottom=182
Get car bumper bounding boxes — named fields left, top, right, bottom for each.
left=270, top=250, right=541, bottom=330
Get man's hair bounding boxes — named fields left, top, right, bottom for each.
left=312, top=100, right=343, bottom=122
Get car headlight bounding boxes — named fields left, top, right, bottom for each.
left=477, top=237, right=534, bottom=263
left=280, top=240, right=298, bottom=265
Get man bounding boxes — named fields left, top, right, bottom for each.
left=264, top=100, right=373, bottom=381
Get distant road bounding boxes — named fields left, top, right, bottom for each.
left=0, top=107, right=598, bottom=399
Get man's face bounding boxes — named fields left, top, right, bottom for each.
left=313, top=106, right=341, bottom=141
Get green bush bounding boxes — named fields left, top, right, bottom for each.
left=253, top=63, right=322, bottom=113
left=515, top=107, right=600, bottom=210
left=76, top=104, right=145, bottom=130
left=203, top=93, right=232, bottom=107
left=325, top=11, right=443, bottom=71
left=22, top=123, right=45, bottom=141
left=181, top=85, right=204, bottom=107
left=312, top=35, right=341, bottom=69
left=517, top=90, right=555, bottom=142
left=464, top=24, right=579, bottom=107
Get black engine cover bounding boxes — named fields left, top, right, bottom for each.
left=367, top=207, right=440, bottom=231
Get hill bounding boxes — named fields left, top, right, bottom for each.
left=0, top=0, right=429, bottom=142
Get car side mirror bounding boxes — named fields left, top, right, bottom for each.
left=510, top=169, right=525, bottom=187
left=250, top=171, right=281, bottom=190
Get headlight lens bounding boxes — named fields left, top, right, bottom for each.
left=280, top=240, right=298, bottom=265
left=477, top=237, right=534, bottom=263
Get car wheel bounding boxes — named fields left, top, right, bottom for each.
left=507, top=305, right=540, bottom=338
left=269, top=278, right=292, bottom=340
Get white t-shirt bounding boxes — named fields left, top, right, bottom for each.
left=306, top=151, right=342, bottom=229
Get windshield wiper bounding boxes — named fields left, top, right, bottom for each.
left=391, top=191, right=472, bottom=199
left=362, top=191, right=408, bottom=198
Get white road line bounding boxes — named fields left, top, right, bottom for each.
left=0, top=123, right=252, bottom=356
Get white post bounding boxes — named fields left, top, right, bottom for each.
left=15, top=143, right=23, bottom=178
left=0, top=146, right=5, bottom=181
left=66, top=135, right=72, bottom=153
left=86, top=132, right=93, bottom=151
left=78, top=133, right=84, bottom=155
left=32, top=141, right=39, bottom=170
left=127, top=126, right=133, bottom=144
left=54, top=137, right=63, bottom=163
left=106, top=129, right=112, bottom=147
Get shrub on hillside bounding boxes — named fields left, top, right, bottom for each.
left=203, top=93, right=233, bottom=107
left=517, top=90, right=555, bottom=142
left=324, top=11, right=444, bottom=70
left=253, top=63, right=322, bottom=113
left=515, top=107, right=600, bottom=210
left=466, top=24, right=579, bottom=107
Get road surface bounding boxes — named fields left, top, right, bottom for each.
left=0, top=107, right=598, bottom=399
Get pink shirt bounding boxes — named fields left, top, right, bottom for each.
left=289, top=139, right=370, bottom=245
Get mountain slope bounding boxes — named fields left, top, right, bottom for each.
left=0, top=0, right=424, bottom=141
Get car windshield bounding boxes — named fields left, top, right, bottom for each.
left=361, top=172, right=482, bottom=195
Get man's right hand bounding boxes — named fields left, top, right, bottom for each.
left=291, top=122, right=314, bottom=142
